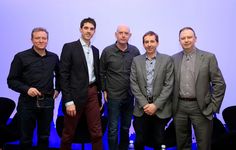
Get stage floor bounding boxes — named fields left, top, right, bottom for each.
left=4, top=123, right=185, bottom=150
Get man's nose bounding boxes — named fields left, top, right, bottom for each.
left=184, top=38, right=189, bottom=42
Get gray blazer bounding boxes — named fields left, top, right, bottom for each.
left=130, top=52, right=174, bottom=118
left=172, top=49, right=226, bottom=120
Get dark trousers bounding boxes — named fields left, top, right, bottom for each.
left=19, top=106, right=53, bottom=150
left=107, top=97, right=134, bottom=150
left=174, top=100, right=212, bottom=150
left=60, top=85, right=103, bottom=150
left=133, top=114, right=169, bottom=150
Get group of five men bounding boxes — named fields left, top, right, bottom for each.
left=7, top=17, right=226, bottom=150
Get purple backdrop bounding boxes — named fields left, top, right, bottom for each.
left=1, top=0, right=235, bottom=126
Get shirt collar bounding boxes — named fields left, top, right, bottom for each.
left=31, top=46, right=48, bottom=57
left=80, top=38, right=91, bottom=48
left=145, top=52, right=157, bottom=60
left=183, top=47, right=197, bottom=56
left=114, top=42, right=130, bottom=53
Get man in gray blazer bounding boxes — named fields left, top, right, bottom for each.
left=130, top=31, right=174, bottom=150
left=172, top=27, right=226, bottom=150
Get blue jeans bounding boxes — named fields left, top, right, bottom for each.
left=108, top=97, right=134, bottom=150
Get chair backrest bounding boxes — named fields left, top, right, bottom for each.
left=0, top=97, right=16, bottom=126
left=0, top=112, right=21, bottom=146
left=212, top=117, right=227, bottom=143
left=222, top=106, right=236, bottom=131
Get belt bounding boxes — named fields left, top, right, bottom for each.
left=178, top=97, right=197, bottom=101
left=37, top=93, right=53, bottom=101
left=147, top=96, right=153, bottom=103
left=88, top=82, right=96, bottom=88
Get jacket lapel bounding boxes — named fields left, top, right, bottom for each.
left=141, top=54, right=147, bottom=83
left=153, top=54, right=161, bottom=80
left=77, top=40, right=88, bottom=72
left=92, top=46, right=98, bottom=73
left=194, top=49, right=202, bottom=82
left=176, top=52, right=183, bottom=83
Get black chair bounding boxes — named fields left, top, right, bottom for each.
left=0, top=97, right=18, bottom=149
left=221, top=106, right=236, bottom=149
left=0, top=113, right=21, bottom=149
left=56, top=105, right=108, bottom=150
left=222, top=106, right=236, bottom=131
left=0, top=97, right=16, bottom=126
left=211, top=116, right=228, bottom=150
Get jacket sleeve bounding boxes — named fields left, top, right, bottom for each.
left=59, top=44, right=73, bottom=104
left=209, top=54, right=226, bottom=113
left=130, top=58, right=149, bottom=108
left=99, top=49, right=107, bottom=92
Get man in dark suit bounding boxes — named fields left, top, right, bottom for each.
left=59, top=17, right=103, bottom=150
left=130, top=31, right=174, bottom=150
left=172, top=27, right=226, bottom=150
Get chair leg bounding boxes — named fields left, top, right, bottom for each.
left=82, top=143, right=85, bottom=150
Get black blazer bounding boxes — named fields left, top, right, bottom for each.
left=59, top=40, right=101, bottom=111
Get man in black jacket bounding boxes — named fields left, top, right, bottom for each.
left=59, top=17, right=103, bottom=150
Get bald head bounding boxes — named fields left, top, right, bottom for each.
left=115, top=24, right=131, bottom=47
left=116, top=24, right=130, bottom=33
left=115, top=25, right=131, bottom=47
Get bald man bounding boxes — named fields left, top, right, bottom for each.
left=100, top=25, right=140, bottom=150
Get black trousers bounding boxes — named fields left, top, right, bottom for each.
left=133, top=114, right=169, bottom=150
left=19, top=106, right=53, bottom=150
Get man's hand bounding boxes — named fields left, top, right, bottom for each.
left=100, top=103, right=104, bottom=111
left=53, top=90, right=59, bottom=99
left=103, top=91, right=108, bottom=102
left=143, top=103, right=158, bottom=116
left=66, top=104, right=76, bottom=117
left=27, top=87, right=41, bottom=97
